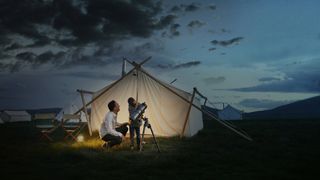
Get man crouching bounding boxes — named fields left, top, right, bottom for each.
left=100, top=100, right=128, bottom=149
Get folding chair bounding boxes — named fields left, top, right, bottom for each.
left=34, top=114, right=59, bottom=141
left=62, top=114, right=82, bottom=141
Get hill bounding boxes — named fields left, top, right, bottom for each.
left=244, top=95, right=320, bottom=120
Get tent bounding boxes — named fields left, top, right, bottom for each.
left=0, top=117, right=4, bottom=124
left=218, top=105, right=243, bottom=120
left=87, top=62, right=203, bottom=137
left=27, top=108, right=62, bottom=120
left=0, top=110, right=32, bottom=123
left=75, top=59, right=252, bottom=140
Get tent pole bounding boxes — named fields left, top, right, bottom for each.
left=79, top=90, right=92, bottom=136
left=139, top=68, right=252, bottom=141
left=181, top=88, right=196, bottom=138
left=77, top=89, right=94, bottom=95
left=122, top=57, right=127, bottom=77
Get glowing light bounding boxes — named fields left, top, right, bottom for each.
left=77, top=135, right=84, bottom=142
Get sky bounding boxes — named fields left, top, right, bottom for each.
left=0, top=0, right=319, bottom=112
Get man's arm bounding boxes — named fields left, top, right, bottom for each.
left=105, top=114, right=123, bottom=137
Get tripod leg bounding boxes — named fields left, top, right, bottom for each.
left=140, top=123, right=147, bottom=152
left=149, top=125, right=161, bottom=153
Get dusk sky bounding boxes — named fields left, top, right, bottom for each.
left=1, top=0, right=319, bottom=112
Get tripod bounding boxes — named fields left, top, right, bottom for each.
left=139, top=117, right=160, bottom=153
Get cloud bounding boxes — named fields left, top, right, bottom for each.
left=233, top=57, right=320, bottom=93
left=187, top=20, right=206, bottom=29
left=208, top=47, right=217, bottom=52
left=174, top=61, right=200, bottom=69
left=4, top=43, right=23, bottom=51
left=183, top=3, right=200, bottom=12
left=169, top=3, right=201, bottom=13
left=169, top=23, right=181, bottom=37
left=211, top=37, right=244, bottom=47
left=258, top=77, right=281, bottom=82
left=232, top=72, right=320, bottom=93
left=208, top=4, right=216, bottom=10
left=239, top=98, right=292, bottom=109
left=169, top=5, right=182, bottom=13
left=203, top=76, right=226, bottom=84
left=157, top=61, right=201, bottom=70
left=0, top=0, right=178, bottom=72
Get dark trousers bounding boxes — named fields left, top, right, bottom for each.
left=102, top=125, right=128, bottom=148
left=130, top=125, right=141, bottom=148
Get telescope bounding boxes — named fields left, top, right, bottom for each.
left=129, top=102, right=160, bottom=152
left=130, top=102, right=147, bottom=121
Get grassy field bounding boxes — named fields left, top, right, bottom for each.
left=0, top=119, right=319, bottom=180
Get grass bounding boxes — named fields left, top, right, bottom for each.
left=0, top=119, right=320, bottom=180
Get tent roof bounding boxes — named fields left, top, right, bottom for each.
left=27, top=108, right=62, bottom=116
left=4, top=110, right=30, bottom=116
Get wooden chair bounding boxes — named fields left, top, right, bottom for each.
left=62, top=114, right=82, bottom=141
left=34, top=114, right=59, bottom=141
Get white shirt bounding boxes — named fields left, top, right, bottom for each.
left=99, top=111, right=123, bottom=138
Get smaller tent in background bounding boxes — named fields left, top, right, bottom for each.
left=27, top=108, right=62, bottom=121
left=201, top=105, right=219, bottom=120
left=0, top=110, right=32, bottom=123
left=218, top=105, right=243, bottom=120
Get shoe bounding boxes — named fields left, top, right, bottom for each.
left=102, top=142, right=110, bottom=149
left=102, top=142, right=107, bottom=148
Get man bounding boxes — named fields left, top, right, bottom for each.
left=100, top=100, right=128, bottom=148
left=128, top=97, right=143, bottom=150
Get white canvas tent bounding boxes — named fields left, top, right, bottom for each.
left=74, top=59, right=252, bottom=140
left=218, top=105, right=243, bottom=120
left=89, top=69, right=203, bottom=137
left=0, top=110, right=32, bottom=123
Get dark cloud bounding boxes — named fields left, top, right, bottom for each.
left=4, top=43, right=23, bottom=51
left=157, top=61, right=201, bottom=69
left=93, top=45, right=123, bottom=57
left=16, top=52, right=37, bottom=63
left=15, top=51, right=67, bottom=69
left=203, top=76, right=225, bottom=84
left=239, top=98, right=292, bottom=109
left=187, top=20, right=206, bottom=29
left=183, top=3, right=200, bottom=12
left=258, top=77, right=281, bottom=82
left=208, top=4, right=216, bottom=10
left=211, top=37, right=244, bottom=47
left=156, top=14, right=177, bottom=29
left=174, top=61, right=200, bottom=69
left=169, top=5, right=182, bottom=13
left=208, top=47, right=217, bottom=52
left=169, top=3, right=200, bottom=13
left=0, top=52, right=11, bottom=59
left=0, top=0, right=178, bottom=72
left=170, top=23, right=181, bottom=37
